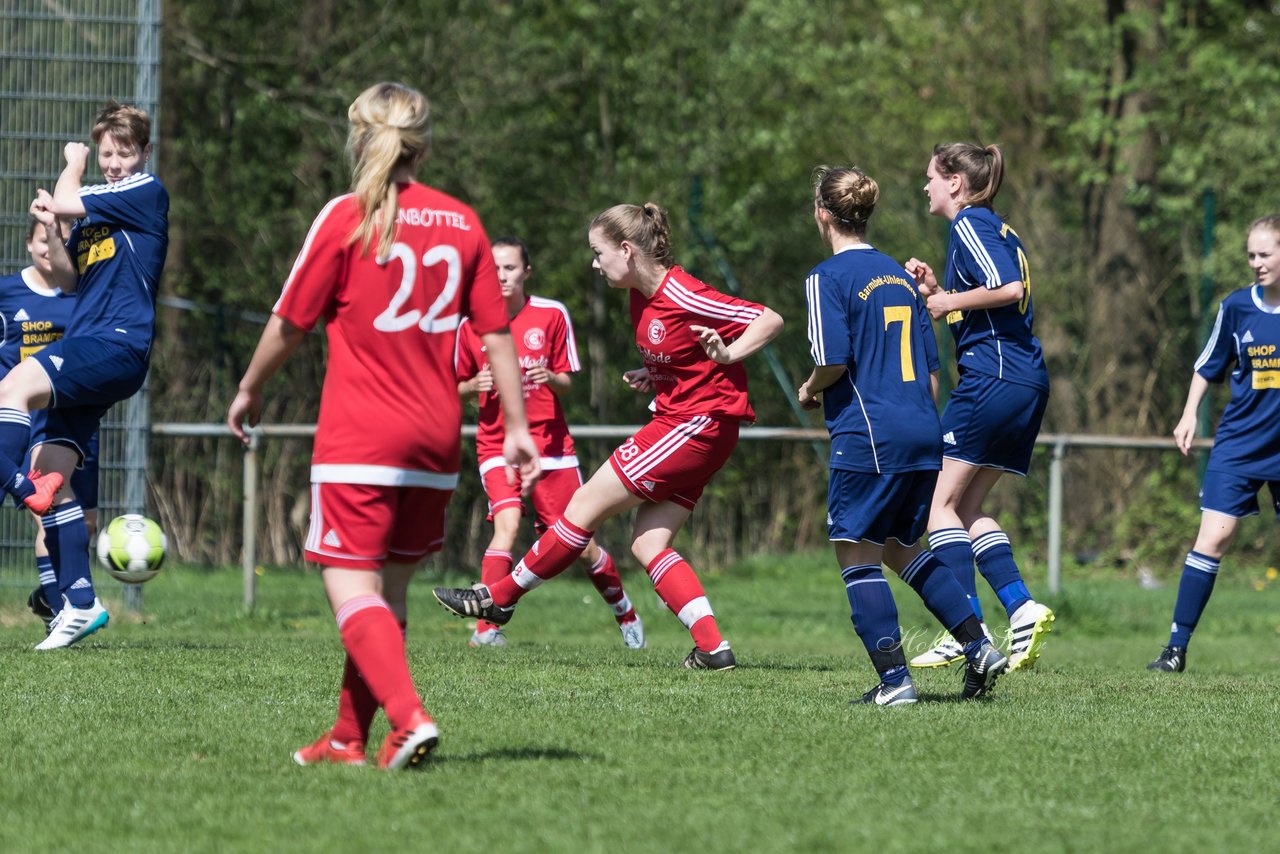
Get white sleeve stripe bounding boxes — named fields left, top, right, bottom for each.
left=78, top=173, right=155, bottom=196
left=955, top=218, right=1002, bottom=288
left=453, top=318, right=469, bottom=371
left=275, top=194, right=352, bottom=311
left=806, top=273, right=825, bottom=363
left=528, top=297, right=582, bottom=372
left=1194, top=305, right=1225, bottom=371
left=666, top=280, right=763, bottom=322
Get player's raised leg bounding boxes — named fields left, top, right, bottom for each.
left=434, top=460, right=642, bottom=622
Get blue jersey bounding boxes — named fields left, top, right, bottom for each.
left=806, top=245, right=942, bottom=474
left=66, top=172, right=169, bottom=350
left=942, top=206, right=1048, bottom=392
left=1197, top=285, right=1280, bottom=479
left=0, top=268, right=76, bottom=371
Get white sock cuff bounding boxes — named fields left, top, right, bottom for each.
left=511, top=561, right=546, bottom=590
left=676, top=595, right=713, bottom=628
left=335, top=594, right=390, bottom=629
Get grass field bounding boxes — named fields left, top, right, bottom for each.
left=2, top=554, right=1277, bottom=854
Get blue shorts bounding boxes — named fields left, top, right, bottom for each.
left=828, top=468, right=938, bottom=546
left=32, top=336, right=148, bottom=409
left=940, top=372, right=1047, bottom=476
left=26, top=412, right=101, bottom=510
left=1200, top=470, right=1280, bottom=519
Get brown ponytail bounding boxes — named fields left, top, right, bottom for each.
left=590, top=202, right=674, bottom=268
left=933, top=142, right=1004, bottom=209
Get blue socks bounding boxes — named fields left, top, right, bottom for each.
left=972, top=531, right=1031, bottom=616
left=1170, top=551, right=1219, bottom=648
left=929, top=527, right=983, bottom=621
left=37, top=554, right=57, bottom=609
left=0, top=408, right=34, bottom=502
left=44, top=501, right=94, bottom=608
left=842, top=564, right=908, bottom=683
left=899, top=550, right=976, bottom=636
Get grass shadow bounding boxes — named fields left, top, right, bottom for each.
left=435, top=746, right=601, bottom=764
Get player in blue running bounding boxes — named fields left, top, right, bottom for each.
left=904, top=143, right=1055, bottom=673
left=0, top=216, right=101, bottom=634
left=1, top=101, right=168, bottom=650
left=1148, top=215, right=1280, bottom=673
left=799, top=166, right=1008, bottom=704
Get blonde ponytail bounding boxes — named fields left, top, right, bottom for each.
left=346, top=82, right=431, bottom=261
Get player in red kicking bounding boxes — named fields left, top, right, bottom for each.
left=456, top=237, right=645, bottom=649
left=227, top=82, right=538, bottom=769
left=436, top=203, right=783, bottom=669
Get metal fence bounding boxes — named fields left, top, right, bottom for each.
left=148, top=423, right=1214, bottom=611
left=0, top=2, right=161, bottom=598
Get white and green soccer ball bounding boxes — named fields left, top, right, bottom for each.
left=97, top=514, right=167, bottom=584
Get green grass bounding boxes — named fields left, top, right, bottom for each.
left=2, top=555, right=1278, bottom=854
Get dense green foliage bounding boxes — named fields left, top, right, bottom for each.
left=3, top=557, right=1280, bottom=852
left=144, top=1, right=1280, bottom=567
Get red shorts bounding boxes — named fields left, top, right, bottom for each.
left=304, top=482, right=453, bottom=569
left=481, top=460, right=583, bottom=533
left=608, top=415, right=740, bottom=510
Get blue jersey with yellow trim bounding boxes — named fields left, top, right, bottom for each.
left=805, top=245, right=942, bottom=474
left=942, top=206, right=1048, bottom=392
left=0, top=268, right=75, bottom=371
left=66, top=172, right=168, bottom=349
left=1197, top=284, right=1280, bottom=479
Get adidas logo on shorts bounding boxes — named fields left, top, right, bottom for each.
left=640, top=480, right=656, bottom=492
left=943, top=431, right=957, bottom=445
left=322, top=529, right=342, bottom=548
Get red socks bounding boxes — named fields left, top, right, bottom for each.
left=647, top=549, right=724, bottom=652
left=488, top=518, right=592, bottom=606
left=583, top=548, right=636, bottom=624
left=330, top=654, right=378, bottom=746
left=335, top=596, right=422, bottom=732
left=331, top=617, right=410, bottom=745
left=477, top=549, right=514, bottom=634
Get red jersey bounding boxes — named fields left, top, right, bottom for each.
left=631, top=266, right=763, bottom=421
left=455, top=295, right=580, bottom=468
left=274, top=182, right=506, bottom=486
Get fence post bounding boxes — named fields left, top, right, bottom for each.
left=242, top=430, right=260, bottom=613
left=1047, top=438, right=1066, bottom=595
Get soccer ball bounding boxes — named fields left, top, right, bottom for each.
left=97, top=514, right=167, bottom=584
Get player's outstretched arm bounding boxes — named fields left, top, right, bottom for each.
left=691, top=306, right=784, bottom=365
left=481, top=330, right=541, bottom=492
left=1172, top=372, right=1211, bottom=456
left=227, top=314, right=308, bottom=445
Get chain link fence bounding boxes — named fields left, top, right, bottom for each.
left=0, top=1, right=160, bottom=587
